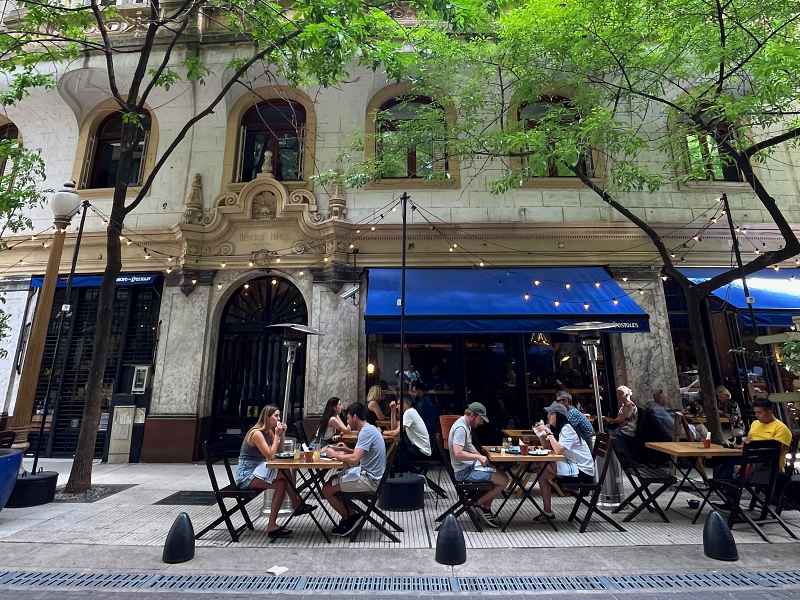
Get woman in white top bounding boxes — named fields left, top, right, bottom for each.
left=536, top=402, right=595, bottom=521
left=314, top=396, right=349, bottom=447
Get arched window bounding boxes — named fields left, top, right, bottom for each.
left=518, top=96, right=593, bottom=177
left=85, top=112, right=150, bottom=189
left=684, top=122, right=741, bottom=182
left=238, top=100, right=305, bottom=182
left=377, top=95, right=447, bottom=179
left=0, top=121, right=19, bottom=176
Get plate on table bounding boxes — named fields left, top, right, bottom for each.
left=506, top=447, right=521, bottom=455
left=275, top=451, right=294, bottom=459
left=528, top=448, right=550, bottom=456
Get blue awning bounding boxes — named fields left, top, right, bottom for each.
left=679, top=267, right=800, bottom=327
left=30, top=273, right=160, bottom=289
left=365, top=267, right=650, bottom=334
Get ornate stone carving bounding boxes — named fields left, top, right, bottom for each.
left=292, top=241, right=308, bottom=255
left=251, top=249, right=279, bottom=266
left=259, top=150, right=273, bottom=175
left=289, top=188, right=321, bottom=221
left=251, top=189, right=277, bottom=220
left=328, top=182, right=347, bottom=220
left=217, top=192, right=238, bottom=208
left=182, top=174, right=204, bottom=225
left=218, top=242, right=235, bottom=256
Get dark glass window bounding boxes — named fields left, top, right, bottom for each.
left=0, top=122, right=19, bottom=175
left=519, top=96, right=593, bottom=177
left=377, top=96, right=447, bottom=179
left=87, top=112, right=149, bottom=189
left=238, top=100, right=305, bottom=182
left=685, top=123, right=741, bottom=182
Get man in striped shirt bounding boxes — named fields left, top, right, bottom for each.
left=556, top=391, right=595, bottom=449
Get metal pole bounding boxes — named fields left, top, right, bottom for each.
left=582, top=338, right=604, bottom=433
left=281, top=340, right=300, bottom=424
left=32, top=200, right=89, bottom=473
left=397, top=193, right=409, bottom=434
left=721, top=193, right=759, bottom=338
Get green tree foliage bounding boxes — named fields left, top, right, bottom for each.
left=356, top=0, right=800, bottom=437
left=0, top=0, right=406, bottom=491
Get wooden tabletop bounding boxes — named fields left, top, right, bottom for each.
left=645, top=441, right=742, bottom=458
left=267, top=457, right=344, bottom=470
left=482, top=446, right=565, bottom=463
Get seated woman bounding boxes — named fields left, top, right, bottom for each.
left=367, top=385, right=386, bottom=423
left=536, top=402, right=595, bottom=521
left=235, top=405, right=316, bottom=538
left=314, top=396, right=349, bottom=447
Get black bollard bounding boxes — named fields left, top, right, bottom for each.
left=703, top=510, right=738, bottom=561
left=163, top=512, right=195, bottom=564
left=435, top=514, right=466, bottom=567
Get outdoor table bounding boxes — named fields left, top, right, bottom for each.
left=482, top=446, right=565, bottom=532
left=645, top=441, right=741, bottom=516
left=266, top=455, right=344, bottom=543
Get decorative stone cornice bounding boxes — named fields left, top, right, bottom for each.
left=166, top=268, right=215, bottom=296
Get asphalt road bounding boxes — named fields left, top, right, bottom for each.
left=2, top=590, right=800, bottom=600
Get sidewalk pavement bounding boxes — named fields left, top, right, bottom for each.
left=0, top=458, right=797, bottom=580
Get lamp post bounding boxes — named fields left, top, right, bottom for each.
left=13, top=182, right=80, bottom=432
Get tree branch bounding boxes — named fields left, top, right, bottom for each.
left=137, top=7, right=193, bottom=108
left=125, top=0, right=161, bottom=105
left=124, top=28, right=303, bottom=215
left=89, top=0, right=125, bottom=107
left=744, top=126, right=800, bottom=158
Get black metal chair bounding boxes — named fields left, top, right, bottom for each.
left=694, top=440, right=798, bottom=542
left=561, top=432, right=626, bottom=533
left=195, top=438, right=262, bottom=543
left=338, top=441, right=404, bottom=543
left=613, top=451, right=675, bottom=523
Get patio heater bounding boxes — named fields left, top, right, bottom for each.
left=558, top=321, right=624, bottom=506
left=261, top=322, right=322, bottom=517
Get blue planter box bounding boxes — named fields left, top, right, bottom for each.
left=0, top=448, right=22, bottom=511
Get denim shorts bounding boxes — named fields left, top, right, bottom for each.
left=454, top=465, right=495, bottom=483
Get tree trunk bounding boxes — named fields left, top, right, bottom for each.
left=684, top=286, right=723, bottom=442
left=64, top=123, right=136, bottom=493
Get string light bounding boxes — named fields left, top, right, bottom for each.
left=143, top=249, right=151, bottom=260
left=349, top=243, right=355, bottom=250
left=621, top=277, right=628, bottom=282
left=638, top=289, right=645, bottom=295
left=612, top=298, right=619, bottom=306
left=553, top=299, right=560, bottom=307
left=661, top=275, right=668, bottom=281
left=249, top=260, right=255, bottom=267
left=275, top=257, right=281, bottom=263
left=370, top=226, right=376, bottom=232
left=564, top=283, right=571, bottom=290
left=191, top=278, right=197, bottom=285
left=244, top=283, right=250, bottom=289
left=583, top=303, right=590, bottom=311
left=220, top=262, right=226, bottom=268
left=323, top=257, right=329, bottom=263
left=298, top=271, right=304, bottom=277
left=478, top=260, right=485, bottom=267
left=271, top=279, right=278, bottom=286
left=217, top=283, right=222, bottom=290
left=773, top=265, right=780, bottom=272
left=594, top=281, right=601, bottom=288
left=533, top=280, right=541, bottom=286
left=523, top=293, right=530, bottom=301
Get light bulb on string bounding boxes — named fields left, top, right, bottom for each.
left=612, top=298, right=619, bottom=306
left=638, top=289, right=645, bottom=295
left=533, top=280, right=541, bottom=287
left=166, top=267, right=172, bottom=274
left=191, top=279, right=197, bottom=285
left=370, top=226, right=376, bottom=231
left=564, top=283, right=571, bottom=290
left=356, top=229, right=361, bottom=234
left=553, top=299, right=560, bottom=307
left=661, top=275, right=668, bottom=281
left=126, top=239, right=132, bottom=246
left=621, top=277, right=628, bottom=282
left=478, top=261, right=485, bottom=267
left=217, top=283, right=222, bottom=290
left=523, top=293, right=530, bottom=301
left=276, top=257, right=281, bottom=263
left=144, top=249, right=151, bottom=260
left=220, top=262, right=226, bottom=268
left=271, top=279, right=278, bottom=286
left=594, top=282, right=601, bottom=288
left=323, top=257, right=329, bottom=263
left=167, top=256, right=174, bottom=263
left=773, top=265, right=780, bottom=272
left=244, top=283, right=250, bottom=289
left=298, top=271, right=305, bottom=277
left=249, top=260, right=254, bottom=267
left=583, top=303, right=590, bottom=311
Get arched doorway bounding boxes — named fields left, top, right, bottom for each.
left=211, top=276, right=308, bottom=435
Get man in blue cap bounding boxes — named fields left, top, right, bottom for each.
left=447, top=402, right=509, bottom=528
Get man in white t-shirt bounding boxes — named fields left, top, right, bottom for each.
left=390, top=395, right=432, bottom=472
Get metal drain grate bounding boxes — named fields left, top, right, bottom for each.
left=1, top=569, right=800, bottom=594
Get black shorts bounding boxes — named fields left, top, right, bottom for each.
left=556, top=471, right=594, bottom=485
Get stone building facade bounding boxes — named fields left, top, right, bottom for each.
left=0, top=7, right=798, bottom=460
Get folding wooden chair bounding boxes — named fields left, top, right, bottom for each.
left=562, top=432, right=626, bottom=533
left=195, top=439, right=262, bottom=542
left=338, top=441, right=404, bottom=543
left=433, top=415, right=493, bottom=532
left=695, top=440, right=798, bottom=542
left=613, top=452, right=675, bottom=523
